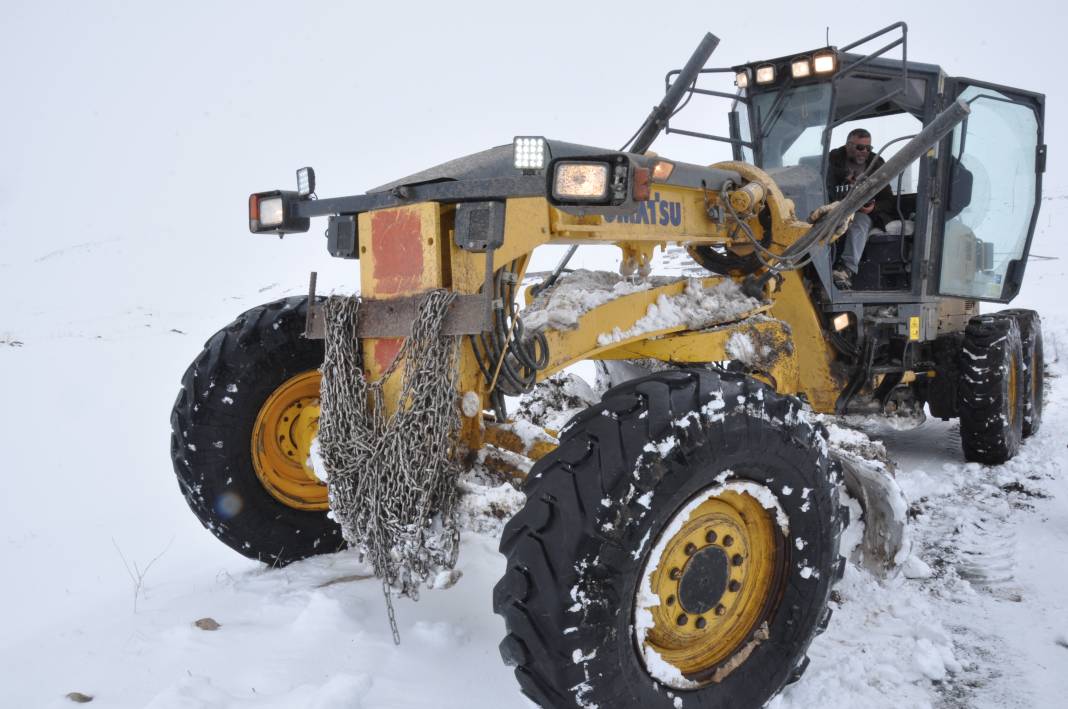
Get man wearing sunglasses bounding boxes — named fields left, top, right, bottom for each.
left=826, top=128, right=895, bottom=289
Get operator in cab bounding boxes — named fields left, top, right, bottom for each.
left=827, top=128, right=895, bottom=289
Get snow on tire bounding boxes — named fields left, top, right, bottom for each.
left=493, top=370, right=844, bottom=708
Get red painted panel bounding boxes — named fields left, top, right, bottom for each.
left=370, top=209, right=424, bottom=295
left=373, top=337, right=403, bottom=376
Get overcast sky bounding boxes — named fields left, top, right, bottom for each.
left=1, top=0, right=1061, bottom=303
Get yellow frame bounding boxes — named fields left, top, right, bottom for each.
left=355, top=163, right=846, bottom=461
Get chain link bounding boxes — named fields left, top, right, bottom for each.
left=317, top=290, right=461, bottom=644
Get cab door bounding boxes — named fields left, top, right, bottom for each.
left=935, top=79, right=1045, bottom=302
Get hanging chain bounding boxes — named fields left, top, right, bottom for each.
left=317, top=290, right=461, bottom=644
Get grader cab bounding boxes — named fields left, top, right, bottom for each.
left=172, top=23, right=1045, bottom=709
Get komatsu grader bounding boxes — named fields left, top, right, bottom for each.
left=171, top=23, right=1046, bottom=709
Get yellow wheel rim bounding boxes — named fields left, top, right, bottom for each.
left=1007, top=353, right=1019, bottom=428
left=251, top=370, right=328, bottom=511
left=636, top=483, right=785, bottom=687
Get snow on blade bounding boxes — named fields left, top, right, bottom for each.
left=522, top=269, right=679, bottom=332
left=597, top=278, right=765, bottom=346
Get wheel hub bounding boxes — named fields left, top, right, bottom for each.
left=635, top=483, right=785, bottom=687
left=678, top=545, right=730, bottom=615
left=251, top=370, right=329, bottom=511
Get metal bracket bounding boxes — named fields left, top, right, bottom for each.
left=305, top=272, right=323, bottom=339
left=303, top=289, right=490, bottom=340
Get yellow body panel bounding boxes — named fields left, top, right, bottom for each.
left=347, top=162, right=849, bottom=461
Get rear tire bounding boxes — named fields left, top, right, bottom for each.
left=170, top=296, right=345, bottom=566
left=996, top=309, right=1043, bottom=437
left=493, top=370, right=843, bottom=708
left=958, top=315, right=1025, bottom=464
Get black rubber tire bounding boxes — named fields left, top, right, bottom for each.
left=170, top=296, right=345, bottom=566
left=958, top=315, right=1025, bottom=464
left=925, top=332, right=964, bottom=420
left=493, top=370, right=844, bottom=709
left=996, top=309, right=1044, bottom=437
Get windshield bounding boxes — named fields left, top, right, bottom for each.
left=739, top=83, right=833, bottom=219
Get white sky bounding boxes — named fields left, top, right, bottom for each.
left=0, top=0, right=1063, bottom=301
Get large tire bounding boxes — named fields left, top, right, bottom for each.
left=494, top=370, right=844, bottom=708
left=996, top=309, right=1043, bottom=437
left=958, top=315, right=1025, bottom=464
left=170, top=296, right=345, bottom=566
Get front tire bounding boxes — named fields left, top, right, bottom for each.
left=170, top=296, right=345, bottom=566
left=494, top=371, right=843, bottom=708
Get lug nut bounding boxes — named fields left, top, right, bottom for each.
left=666, top=595, right=676, bottom=606
left=695, top=617, right=707, bottom=629
left=732, top=554, right=744, bottom=566
left=723, top=535, right=734, bottom=547
left=670, top=567, right=682, bottom=580
left=715, top=604, right=727, bottom=616
left=729, top=580, right=741, bottom=592
left=676, top=614, right=688, bottom=626
left=705, top=530, right=718, bottom=544
left=684, top=543, right=697, bottom=556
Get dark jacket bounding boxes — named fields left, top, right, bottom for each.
left=826, top=146, right=896, bottom=229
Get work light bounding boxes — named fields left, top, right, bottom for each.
left=296, top=167, right=316, bottom=198
left=755, top=65, right=776, bottom=84
left=813, top=50, right=837, bottom=74
left=513, top=136, right=547, bottom=170
left=791, top=57, right=812, bottom=79
left=734, top=70, right=749, bottom=88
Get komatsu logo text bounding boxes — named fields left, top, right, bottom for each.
left=604, top=192, right=682, bottom=227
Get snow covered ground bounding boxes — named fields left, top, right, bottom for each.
left=3, top=2, right=1067, bottom=708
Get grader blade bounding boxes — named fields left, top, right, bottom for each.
left=834, top=452, right=910, bottom=577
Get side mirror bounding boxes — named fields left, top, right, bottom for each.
left=945, top=157, right=974, bottom=220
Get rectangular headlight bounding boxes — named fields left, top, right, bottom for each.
left=514, top=136, right=547, bottom=170
left=259, top=196, right=284, bottom=227
left=813, top=50, right=837, bottom=74
left=248, top=191, right=310, bottom=235
left=755, top=65, right=776, bottom=84
left=552, top=162, right=609, bottom=202
left=734, top=70, right=749, bottom=88
left=791, top=58, right=811, bottom=78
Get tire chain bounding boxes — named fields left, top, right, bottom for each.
left=317, top=290, right=462, bottom=643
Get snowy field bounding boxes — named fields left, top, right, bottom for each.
left=3, top=2, right=1067, bottom=708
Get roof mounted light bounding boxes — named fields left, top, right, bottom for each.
left=513, top=136, right=547, bottom=170
left=734, top=69, right=750, bottom=88
left=754, top=64, right=776, bottom=85
left=813, top=50, right=837, bottom=74
left=790, top=57, right=812, bottom=79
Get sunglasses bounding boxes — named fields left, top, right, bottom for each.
left=848, top=143, right=872, bottom=152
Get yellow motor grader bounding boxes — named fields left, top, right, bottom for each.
left=170, top=23, right=1045, bottom=709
